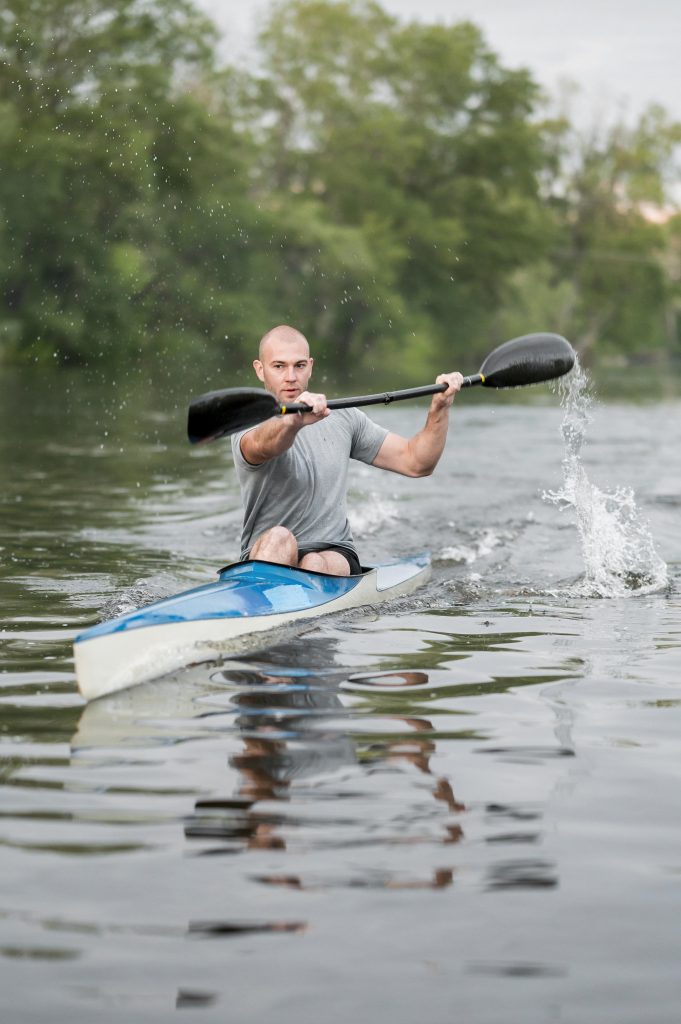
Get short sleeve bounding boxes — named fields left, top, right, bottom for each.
left=230, top=429, right=263, bottom=473
left=349, top=410, right=389, bottom=465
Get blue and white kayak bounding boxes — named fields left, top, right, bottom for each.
left=74, top=554, right=431, bottom=701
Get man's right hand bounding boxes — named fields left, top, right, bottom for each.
left=295, top=391, right=330, bottom=425
left=240, top=389, right=330, bottom=465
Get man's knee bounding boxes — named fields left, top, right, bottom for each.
left=299, top=550, right=350, bottom=576
left=251, top=526, right=298, bottom=564
left=298, top=551, right=325, bottom=573
left=261, top=526, right=295, bottom=548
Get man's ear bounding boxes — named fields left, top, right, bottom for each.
left=253, top=359, right=264, bottom=383
left=308, top=357, right=314, bottom=376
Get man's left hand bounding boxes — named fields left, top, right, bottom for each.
left=431, top=372, right=464, bottom=410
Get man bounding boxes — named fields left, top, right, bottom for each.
left=231, top=324, right=463, bottom=576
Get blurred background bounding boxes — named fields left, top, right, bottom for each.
left=1, top=0, right=679, bottom=393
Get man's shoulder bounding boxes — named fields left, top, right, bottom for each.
left=330, top=407, right=389, bottom=464
left=327, top=407, right=372, bottom=429
left=319, top=407, right=377, bottom=441
left=299, top=407, right=363, bottom=434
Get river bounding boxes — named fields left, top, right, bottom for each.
left=1, top=362, right=680, bottom=1023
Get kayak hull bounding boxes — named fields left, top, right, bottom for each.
left=74, top=555, right=431, bottom=701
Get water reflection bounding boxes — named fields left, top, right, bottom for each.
left=184, top=660, right=467, bottom=873
left=176, top=989, right=218, bottom=1009
left=2, top=367, right=679, bottom=1020
left=67, top=623, right=572, bottom=886
left=54, top=620, right=580, bottom=1014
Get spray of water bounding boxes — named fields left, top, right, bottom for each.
left=544, top=359, right=668, bottom=597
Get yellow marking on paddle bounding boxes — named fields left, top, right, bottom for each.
left=480, top=373, right=486, bottom=384
left=280, top=405, right=286, bottom=414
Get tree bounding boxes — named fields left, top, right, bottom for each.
left=541, top=102, right=681, bottom=361
left=3, top=0, right=678, bottom=376
left=0, top=0, right=254, bottom=363
left=245, top=0, right=555, bottom=375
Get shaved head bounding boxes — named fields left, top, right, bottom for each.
left=259, top=325, right=309, bottom=361
left=254, top=325, right=314, bottom=402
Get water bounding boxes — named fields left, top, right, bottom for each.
left=545, top=362, right=668, bottom=596
left=1, top=366, right=680, bottom=1023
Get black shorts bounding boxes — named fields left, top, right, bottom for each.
left=298, top=544, right=362, bottom=575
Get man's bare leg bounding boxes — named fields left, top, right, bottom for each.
left=298, top=550, right=351, bottom=576
left=249, top=526, right=298, bottom=565
left=249, top=527, right=351, bottom=576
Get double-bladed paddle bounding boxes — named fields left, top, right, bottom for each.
left=187, top=331, right=575, bottom=445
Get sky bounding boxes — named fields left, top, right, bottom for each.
left=198, top=0, right=681, bottom=126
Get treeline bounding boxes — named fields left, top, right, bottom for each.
left=1, top=0, right=680, bottom=379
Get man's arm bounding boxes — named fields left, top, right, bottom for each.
left=371, top=372, right=463, bottom=478
left=239, top=391, right=328, bottom=466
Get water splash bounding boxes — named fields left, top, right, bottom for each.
left=349, top=494, right=399, bottom=537
left=100, top=573, right=183, bottom=620
left=544, top=360, right=667, bottom=597
left=440, top=527, right=511, bottom=565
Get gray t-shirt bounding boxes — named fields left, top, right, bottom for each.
left=231, top=409, right=389, bottom=559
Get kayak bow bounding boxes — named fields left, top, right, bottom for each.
left=74, top=554, right=431, bottom=701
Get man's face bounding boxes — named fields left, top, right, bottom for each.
left=254, top=337, right=313, bottom=404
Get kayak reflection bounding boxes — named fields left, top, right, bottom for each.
left=71, top=633, right=470, bottom=899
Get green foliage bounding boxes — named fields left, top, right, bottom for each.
left=0, top=0, right=251, bottom=363
left=0, top=0, right=679, bottom=376
left=251, top=1, right=554, bottom=371
left=544, top=103, right=681, bottom=360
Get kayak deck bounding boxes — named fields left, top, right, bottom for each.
left=74, top=554, right=431, bottom=702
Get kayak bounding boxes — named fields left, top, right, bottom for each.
left=74, top=554, right=431, bottom=701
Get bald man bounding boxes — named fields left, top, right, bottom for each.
left=231, top=325, right=463, bottom=576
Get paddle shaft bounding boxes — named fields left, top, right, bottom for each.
left=187, top=332, right=574, bottom=443
left=278, top=375, right=483, bottom=415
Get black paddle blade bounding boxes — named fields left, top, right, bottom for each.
left=479, top=333, right=575, bottom=388
left=187, top=388, right=280, bottom=444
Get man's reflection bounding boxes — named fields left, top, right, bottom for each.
left=186, top=670, right=355, bottom=852
left=185, top=664, right=466, bottom=873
